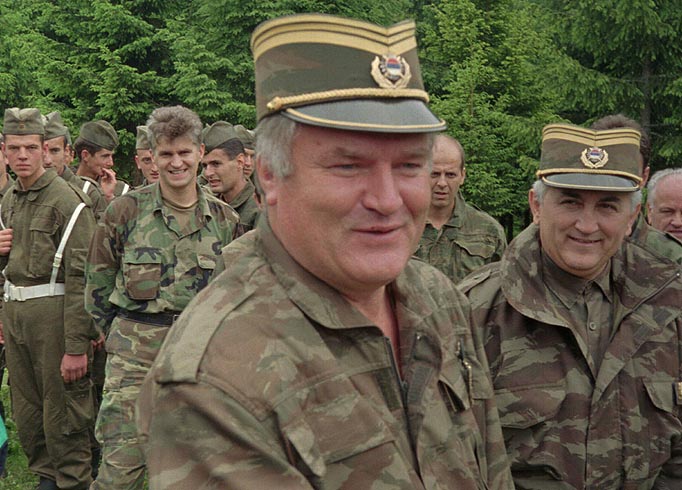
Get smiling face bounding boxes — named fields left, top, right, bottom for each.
left=260, top=124, right=432, bottom=297
left=154, top=134, right=203, bottom=195
left=648, top=174, right=682, bottom=240
left=530, top=186, right=639, bottom=279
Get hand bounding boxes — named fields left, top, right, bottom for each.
left=0, top=228, right=13, bottom=255
left=61, top=353, right=88, bottom=383
left=0, top=319, right=4, bottom=345
left=91, top=332, right=105, bottom=351
left=100, top=168, right=117, bottom=201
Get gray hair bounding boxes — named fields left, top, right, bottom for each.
left=532, top=180, right=642, bottom=211
left=255, top=114, right=299, bottom=179
left=146, top=106, right=203, bottom=151
left=647, top=168, right=682, bottom=204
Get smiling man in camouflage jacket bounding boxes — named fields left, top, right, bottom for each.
left=85, top=106, right=238, bottom=490
left=137, top=13, right=512, bottom=490
left=460, top=123, right=682, bottom=489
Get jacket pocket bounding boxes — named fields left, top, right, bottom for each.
left=279, top=385, right=398, bottom=484
left=62, top=377, right=95, bottom=435
left=495, top=382, right=565, bottom=429
left=28, top=216, right=58, bottom=278
left=123, top=249, right=162, bottom=300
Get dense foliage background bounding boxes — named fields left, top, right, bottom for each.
left=1, top=0, right=681, bottom=236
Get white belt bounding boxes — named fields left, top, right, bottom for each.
left=4, top=281, right=65, bottom=302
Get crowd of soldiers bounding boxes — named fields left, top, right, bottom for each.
left=0, top=11, right=681, bottom=490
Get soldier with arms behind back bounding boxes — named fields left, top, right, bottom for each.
left=137, top=13, right=512, bottom=490
left=460, top=123, right=682, bottom=489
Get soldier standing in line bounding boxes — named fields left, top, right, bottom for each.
left=234, top=124, right=256, bottom=179
left=591, top=114, right=682, bottom=261
left=415, top=133, right=507, bottom=283
left=137, top=14, right=513, bottom=490
left=43, top=111, right=107, bottom=478
left=646, top=168, right=682, bottom=242
left=133, top=126, right=158, bottom=187
left=43, top=112, right=108, bottom=220
left=202, top=121, right=259, bottom=231
left=85, top=105, right=238, bottom=490
left=0, top=108, right=97, bottom=490
left=74, top=120, right=129, bottom=201
left=460, top=123, right=682, bottom=489
left=0, top=135, right=12, bottom=424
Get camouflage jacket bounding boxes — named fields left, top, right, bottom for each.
left=629, top=213, right=682, bottom=264
left=137, top=219, right=513, bottom=490
left=228, top=180, right=259, bottom=232
left=459, top=224, right=682, bottom=490
left=85, top=183, right=237, bottom=333
left=415, top=192, right=506, bottom=283
left=0, top=169, right=97, bottom=354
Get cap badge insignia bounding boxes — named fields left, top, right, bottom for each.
left=18, top=123, right=25, bottom=129
left=371, top=54, right=411, bottom=89
left=581, top=147, right=609, bottom=168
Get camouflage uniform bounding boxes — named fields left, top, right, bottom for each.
left=629, top=213, right=682, bottom=263
left=137, top=220, right=514, bottom=490
left=459, top=224, right=682, bottom=490
left=85, top=182, right=237, bottom=490
left=415, top=192, right=506, bottom=283
left=227, top=179, right=259, bottom=232
left=0, top=169, right=97, bottom=489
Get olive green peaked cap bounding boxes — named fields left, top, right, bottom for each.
left=45, top=111, right=71, bottom=144
left=538, top=124, right=642, bottom=192
left=136, top=125, right=151, bottom=150
left=202, top=121, right=240, bottom=154
left=251, top=14, right=445, bottom=133
left=234, top=125, right=255, bottom=150
left=75, top=120, right=119, bottom=151
left=3, top=108, right=44, bottom=136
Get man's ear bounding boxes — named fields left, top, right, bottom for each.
left=256, top=156, right=278, bottom=206
left=528, top=188, right=541, bottom=225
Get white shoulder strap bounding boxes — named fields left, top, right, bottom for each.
left=50, top=202, right=86, bottom=294
left=82, top=181, right=91, bottom=193
left=122, top=183, right=130, bottom=195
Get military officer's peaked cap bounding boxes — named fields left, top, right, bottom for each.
left=234, top=125, right=255, bottom=150
left=538, top=124, right=642, bottom=192
left=202, top=121, right=241, bottom=154
left=3, top=108, right=45, bottom=136
left=45, top=111, right=71, bottom=144
left=251, top=13, right=446, bottom=133
left=75, top=120, right=119, bottom=151
left=136, top=125, right=151, bottom=150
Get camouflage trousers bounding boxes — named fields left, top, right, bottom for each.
left=4, top=296, right=94, bottom=490
left=91, top=316, right=170, bottom=490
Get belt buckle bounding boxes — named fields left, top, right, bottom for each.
left=12, top=285, right=25, bottom=302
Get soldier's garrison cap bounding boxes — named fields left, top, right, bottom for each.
left=234, top=125, right=255, bottom=150
left=538, top=124, right=642, bottom=192
left=202, top=121, right=241, bottom=154
left=75, top=120, right=119, bottom=151
left=136, top=125, right=151, bottom=150
left=45, top=111, right=71, bottom=144
left=3, top=108, right=45, bottom=136
left=251, top=14, right=445, bottom=133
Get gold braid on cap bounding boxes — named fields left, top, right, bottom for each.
left=536, top=168, right=643, bottom=186
left=266, top=88, right=429, bottom=112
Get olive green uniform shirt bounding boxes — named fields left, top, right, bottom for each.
left=227, top=180, right=259, bottom=232
left=416, top=192, right=506, bottom=283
